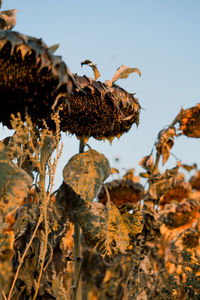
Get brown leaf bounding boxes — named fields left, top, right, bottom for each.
left=110, top=167, right=119, bottom=174
left=0, top=9, right=17, bottom=30
left=63, top=148, right=110, bottom=203
left=48, top=43, right=60, bottom=54
left=181, top=163, right=197, bottom=172
left=111, top=65, right=141, bottom=84
left=81, top=59, right=100, bottom=80
left=155, top=126, right=176, bottom=165
left=147, top=162, right=181, bottom=200
left=139, top=154, right=154, bottom=173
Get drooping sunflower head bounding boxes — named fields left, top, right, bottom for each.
left=0, top=31, right=75, bottom=127
left=59, top=74, right=141, bottom=142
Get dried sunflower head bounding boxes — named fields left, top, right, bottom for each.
left=160, top=179, right=192, bottom=207
left=163, top=199, right=199, bottom=229
left=177, top=103, right=200, bottom=138
left=59, top=74, right=141, bottom=141
left=98, top=179, right=144, bottom=206
left=0, top=31, right=75, bottom=127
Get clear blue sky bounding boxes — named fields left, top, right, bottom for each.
left=1, top=0, right=200, bottom=187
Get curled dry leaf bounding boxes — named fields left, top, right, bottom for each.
left=81, top=59, right=100, bottom=81
left=0, top=9, right=17, bottom=30
left=63, top=148, right=110, bottom=203
left=146, top=162, right=181, bottom=201
left=139, top=154, right=154, bottom=174
left=110, top=167, right=119, bottom=174
left=181, top=163, right=197, bottom=172
left=48, top=43, right=60, bottom=54
left=176, top=103, right=200, bottom=138
left=155, top=126, right=176, bottom=165
left=0, top=31, right=76, bottom=127
left=60, top=74, right=141, bottom=141
left=110, top=65, right=141, bottom=85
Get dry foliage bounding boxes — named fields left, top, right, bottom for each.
left=1, top=5, right=200, bottom=300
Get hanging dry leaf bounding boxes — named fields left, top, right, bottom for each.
left=139, top=154, right=154, bottom=173
left=0, top=9, right=17, bottom=30
left=111, top=65, right=141, bottom=84
left=181, top=163, right=197, bottom=172
left=155, top=126, right=176, bottom=165
left=110, top=167, right=119, bottom=174
left=63, top=148, right=110, bottom=203
left=81, top=59, right=100, bottom=81
left=147, top=162, right=181, bottom=201
left=48, top=43, right=60, bottom=54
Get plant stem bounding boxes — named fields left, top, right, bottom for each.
left=73, top=138, right=85, bottom=300
left=73, top=223, right=82, bottom=300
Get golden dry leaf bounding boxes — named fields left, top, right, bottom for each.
left=99, top=197, right=143, bottom=257
left=81, top=59, right=100, bottom=80
left=110, top=167, right=119, bottom=174
left=0, top=142, right=32, bottom=217
left=63, top=148, right=110, bottom=203
left=111, top=65, right=141, bottom=84
left=181, top=163, right=197, bottom=172
left=48, top=43, right=60, bottom=54
left=0, top=9, right=17, bottom=30
left=139, top=154, right=154, bottom=173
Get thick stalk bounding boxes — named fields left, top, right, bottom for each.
left=73, top=138, right=85, bottom=300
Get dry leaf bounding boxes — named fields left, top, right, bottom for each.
left=0, top=9, right=17, bottom=30
left=139, top=154, right=154, bottom=173
left=110, top=167, right=119, bottom=174
left=48, top=43, right=60, bottom=54
left=63, top=148, right=110, bottom=203
left=111, top=65, right=141, bottom=84
left=147, top=162, right=181, bottom=200
left=81, top=59, right=100, bottom=80
left=155, top=126, right=176, bottom=165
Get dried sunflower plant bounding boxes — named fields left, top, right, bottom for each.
left=0, top=4, right=145, bottom=300
left=1, top=3, right=200, bottom=300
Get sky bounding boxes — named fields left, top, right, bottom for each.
left=1, top=0, right=200, bottom=188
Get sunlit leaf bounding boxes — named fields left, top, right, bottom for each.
left=139, top=154, right=154, bottom=173
left=181, top=163, right=197, bottom=172
left=62, top=148, right=110, bottom=203
left=48, top=43, right=60, bottom=54
left=111, top=65, right=141, bottom=84
left=81, top=59, right=100, bottom=80
left=110, top=167, right=119, bottom=174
